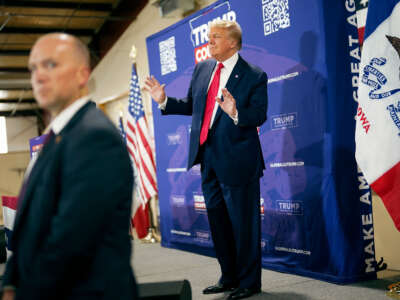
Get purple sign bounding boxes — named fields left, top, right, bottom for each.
left=29, top=134, right=48, bottom=159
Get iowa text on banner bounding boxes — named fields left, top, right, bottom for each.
left=126, top=65, right=158, bottom=239
left=356, top=0, right=400, bottom=231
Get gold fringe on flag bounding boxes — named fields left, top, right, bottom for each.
left=386, top=282, right=400, bottom=299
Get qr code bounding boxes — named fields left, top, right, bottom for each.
left=262, top=0, right=290, bottom=36
left=159, top=36, right=177, bottom=76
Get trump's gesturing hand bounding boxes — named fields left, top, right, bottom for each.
left=143, top=75, right=166, bottom=104
left=216, top=88, right=237, bottom=118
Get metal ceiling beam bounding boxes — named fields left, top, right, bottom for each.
left=0, top=102, right=38, bottom=112
left=90, top=0, right=148, bottom=61
left=0, top=12, right=129, bottom=21
left=0, top=67, right=29, bottom=72
left=0, top=78, right=31, bottom=89
left=0, top=94, right=40, bottom=122
left=0, top=55, right=28, bottom=67
left=0, top=50, right=30, bottom=56
left=0, top=72, right=30, bottom=79
left=0, top=99, right=35, bottom=103
left=0, top=87, right=32, bottom=91
left=0, top=27, right=95, bottom=36
left=0, top=1, right=113, bottom=11
left=0, top=89, right=33, bottom=99
left=0, top=109, right=40, bottom=117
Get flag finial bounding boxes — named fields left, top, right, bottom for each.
left=130, top=45, right=137, bottom=63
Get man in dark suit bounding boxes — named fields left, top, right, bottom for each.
left=1, top=33, right=137, bottom=300
left=145, top=20, right=268, bottom=300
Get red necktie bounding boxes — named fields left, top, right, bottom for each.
left=199, top=62, right=224, bottom=145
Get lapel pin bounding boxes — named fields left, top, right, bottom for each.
left=235, top=74, right=239, bottom=78
left=55, top=135, right=62, bottom=144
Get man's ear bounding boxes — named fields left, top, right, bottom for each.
left=77, top=66, right=91, bottom=88
left=229, top=38, right=237, bottom=50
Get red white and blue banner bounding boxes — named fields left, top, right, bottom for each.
left=2, top=195, right=17, bottom=255
left=1, top=134, right=48, bottom=255
left=2, top=134, right=51, bottom=257
left=355, top=0, right=400, bottom=231
left=147, top=0, right=376, bottom=283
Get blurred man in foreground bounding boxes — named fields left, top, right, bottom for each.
left=1, top=33, right=137, bottom=300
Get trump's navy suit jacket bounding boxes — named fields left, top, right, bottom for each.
left=2, top=102, right=137, bottom=300
left=164, top=55, right=268, bottom=186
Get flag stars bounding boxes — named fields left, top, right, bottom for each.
left=128, top=67, right=146, bottom=121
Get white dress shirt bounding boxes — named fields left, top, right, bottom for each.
left=159, top=52, right=239, bottom=127
left=49, top=95, right=90, bottom=135
left=207, top=52, right=239, bottom=127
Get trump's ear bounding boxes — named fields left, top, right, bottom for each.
left=229, top=38, right=238, bottom=50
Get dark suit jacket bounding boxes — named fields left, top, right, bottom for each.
left=2, top=102, right=137, bottom=300
left=164, top=55, right=268, bottom=186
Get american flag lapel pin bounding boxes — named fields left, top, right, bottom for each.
left=55, top=135, right=62, bottom=144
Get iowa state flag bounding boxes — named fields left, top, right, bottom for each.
left=355, top=0, right=400, bottom=231
left=355, top=0, right=369, bottom=47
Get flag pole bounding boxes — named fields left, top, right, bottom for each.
left=129, top=45, right=160, bottom=243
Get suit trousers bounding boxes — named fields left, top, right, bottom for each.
left=200, top=141, right=262, bottom=290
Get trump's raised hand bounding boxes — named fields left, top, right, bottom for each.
left=216, top=88, right=237, bottom=118
left=144, top=75, right=166, bottom=104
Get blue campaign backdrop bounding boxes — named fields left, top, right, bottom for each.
left=146, top=0, right=377, bottom=283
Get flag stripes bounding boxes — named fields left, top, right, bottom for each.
left=125, top=64, right=158, bottom=238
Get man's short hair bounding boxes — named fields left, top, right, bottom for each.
left=37, top=33, right=90, bottom=68
left=72, top=36, right=91, bottom=69
left=209, top=19, right=242, bottom=50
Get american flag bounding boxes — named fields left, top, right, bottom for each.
left=118, top=112, right=126, bottom=143
left=126, top=65, right=158, bottom=238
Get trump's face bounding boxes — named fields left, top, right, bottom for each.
left=28, top=36, right=87, bottom=116
left=208, top=26, right=237, bottom=62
